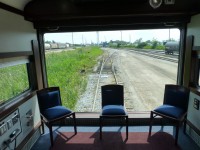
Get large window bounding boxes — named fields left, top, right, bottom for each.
left=44, top=28, right=180, bottom=112
left=0, top=60, right=30, bottom=106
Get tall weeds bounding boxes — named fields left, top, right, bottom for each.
left=45, top=46, right=103, bottom=109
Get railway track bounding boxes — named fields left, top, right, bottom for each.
left=75, top=48, right=178, bottom=112
left=91, top=48, right=178, bottom=112
left=128, top=49, right=178, bottom=63
left=92, top=50, right=122, bottom=111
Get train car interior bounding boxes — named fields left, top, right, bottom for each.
left=0, top=0, right=200, bottom=149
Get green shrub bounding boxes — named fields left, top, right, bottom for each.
left=143, top=45, right=152, bottom=49
left=155, top=45, right=165, bottom=50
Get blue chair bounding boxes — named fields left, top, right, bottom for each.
left=99, top=84, right=128, bottom=139
left=149, top=84, right=190, bottom=145
left=36, top=87, right=77, bottom=147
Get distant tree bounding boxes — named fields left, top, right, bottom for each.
left=45, top=40, right=52, bottom=44
left=137, top=42, right=147, bottom=48
left=151, top=39, right=159, bottom=49
left=134, top=38, right=143, bottom=45
left=143, top=45, right=152, bottom=49
left=102, top=42, right=108, bottom=47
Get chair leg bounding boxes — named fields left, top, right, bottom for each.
left=41, top=121, right=45, bottom=134
left=175, top=122, right=180, bottom=145
left=40, top=116, right=45, bottom=134
left=183, top=118, right=187, bottom=134
left=126, top=116, right=128, bottom=139
left=49, top=125, right=54, bottom=147
left=73, top=113, right=77, bottom=134
left=100, top=116, right=102, bottom=140
left=149, top=111, right=153, bottom=136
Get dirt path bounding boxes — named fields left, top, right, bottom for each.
left=118, top=50, right=177, bottom=111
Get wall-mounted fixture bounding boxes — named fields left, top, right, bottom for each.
left=26, top=110, right=33, bottom=127
left=0, top=110, right=22, bottom=150
left=164, top=0, right=175, bottom=5
left=149, top=0, right=175, bottom=9
left=47, top=27, right=59, bottom=32
left=149, top=0, right=163, bottom=9
left=193, top=98, right=199, bottom=110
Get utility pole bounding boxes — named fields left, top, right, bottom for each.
left=82, top=34, right=84, bottom=46
left=85, top=38, right=87, bottom=45
left=120, top=31, right=122, bottom=41
left=71, top=32, right=74, bottom=46
left=169, top=29, right=171, bottom=41
left=96, top=31, right=99, bottom=46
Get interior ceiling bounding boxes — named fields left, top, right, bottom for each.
left=24, top=0, right=200, bottom=19
left=1, top=0, right=200, bottom=18
left=1, top=0, right=200, bottom=30
left=0, top=0, right=31, bottom=10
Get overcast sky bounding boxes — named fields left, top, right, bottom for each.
left=44, top=28, right=180, bottom=44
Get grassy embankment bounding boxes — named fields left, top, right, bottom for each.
left=0, top=64, right=29, bottom=104
left=45, top=46, right=103, bottom=110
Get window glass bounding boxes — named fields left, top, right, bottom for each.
left=0, top=64, right=30, bottom=105
left=44, top=28, right=180, bottom=112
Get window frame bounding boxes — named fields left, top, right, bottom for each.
left=41, top=28, right=183, bottom=112
left=0, top=51, right=36, bottom=109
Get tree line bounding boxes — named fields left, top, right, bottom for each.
left=101, top=38, right=178, bottom=50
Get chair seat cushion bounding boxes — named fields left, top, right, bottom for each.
left=102, top=105, right=126, bottom=115
left=42, top=106, right=72, bottom=120
left=154, top=104, right=185, bottom=119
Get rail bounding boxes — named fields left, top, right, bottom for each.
left=128, top=49, right=178, bottom=63
left=92, top=50, right=120, bottom=111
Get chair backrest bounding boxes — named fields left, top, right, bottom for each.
left=163, top=84, right=190, bottom=111
left=101, top=84, right=124, bottom=107
left=36, top=87, right=62, bottom=113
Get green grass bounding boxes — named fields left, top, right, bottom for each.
left=0, top=64, right=29, bottom=104
left=45, top=46, right=103, bottom=110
